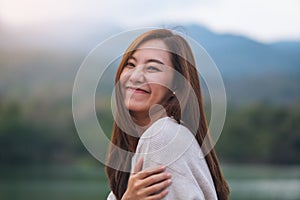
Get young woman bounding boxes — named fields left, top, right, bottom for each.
left=106, top=29, right=230, bottom=200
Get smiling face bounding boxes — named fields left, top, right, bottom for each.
left=119, top=39, right=174, bottom=120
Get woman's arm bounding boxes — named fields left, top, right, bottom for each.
left=122, top=158, right=172, bottom=200
left=133, top=118, right=218, bottom=199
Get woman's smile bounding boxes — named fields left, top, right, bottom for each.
left=126, top=86, right=151, bottom=94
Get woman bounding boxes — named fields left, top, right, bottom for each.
left=106, top=29, right=230, bottom=199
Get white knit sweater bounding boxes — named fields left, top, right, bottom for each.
left=107, top=117, right=218, bottom=200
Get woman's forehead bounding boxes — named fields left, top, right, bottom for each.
left=131, top=49, right=172, bottom=67
left=137, top=39, right=169, bottom=51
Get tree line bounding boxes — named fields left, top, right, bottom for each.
left=0, top=99, right=299, bottom=166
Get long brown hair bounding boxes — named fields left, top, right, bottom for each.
left=106, top=29, right=230, bottom=200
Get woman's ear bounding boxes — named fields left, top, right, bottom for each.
left=166, top=90, right=176, bottom=102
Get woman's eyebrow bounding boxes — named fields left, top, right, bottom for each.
left=128, top=56, right=137, bottom=61
left=129, top=56, right=164, bottom=65
left=146, top=59, right=164, bottom=65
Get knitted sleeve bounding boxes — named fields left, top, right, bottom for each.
left=132, top=117, right=218, bottom=200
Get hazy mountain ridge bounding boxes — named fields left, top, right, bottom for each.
left=0, top=23, right=299, bottom=105
left=184, top=24, right=300, bottom=77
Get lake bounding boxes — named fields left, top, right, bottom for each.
left=0, top=164, right=299, bottom=200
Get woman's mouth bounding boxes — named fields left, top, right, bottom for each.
left=126, top=87, right=150, bottom=94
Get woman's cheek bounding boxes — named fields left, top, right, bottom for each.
left=150, top=85, right=166, bottom=103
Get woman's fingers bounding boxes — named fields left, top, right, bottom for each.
left=141, top=172, right=171, bottom=187
left=143, top=178, right=172, bottom=196
left=137, top=165, right=166, bottom=179
left=124, top=164, right=172, bottom=200
left=146, top=189, right=169, bottom=200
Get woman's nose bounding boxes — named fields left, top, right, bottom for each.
left=129, top=66, right=145, bottom=83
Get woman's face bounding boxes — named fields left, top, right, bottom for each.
left=120, top=39, right=174, bottom=117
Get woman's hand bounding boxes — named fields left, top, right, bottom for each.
left=122, top=158, right=172, bottom=200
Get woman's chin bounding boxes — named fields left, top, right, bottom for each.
left=125, top=102, right=149, bottom=112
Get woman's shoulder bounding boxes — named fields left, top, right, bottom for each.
left=140, top=116, right=195, bottom=142
left=135, top=117, right=198, bottom=166
left=107, top=191, right=116, bottom=200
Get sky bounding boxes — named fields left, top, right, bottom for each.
left=0, top=0, right=299, bottom=42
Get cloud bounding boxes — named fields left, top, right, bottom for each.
left=1, top=0, right=299, bottom=42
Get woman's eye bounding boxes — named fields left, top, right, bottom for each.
left=126, top=62, right=135, bottom=68
left=147, top=66, right=160, bottom=72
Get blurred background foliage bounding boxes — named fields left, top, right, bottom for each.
left=1, top=100, right=299, bottom=166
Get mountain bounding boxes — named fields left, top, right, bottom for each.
left=0, top=22, right=299, bottom=105
left=183, top=24, right=300, bottom=77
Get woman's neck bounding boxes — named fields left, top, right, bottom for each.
left=130, top=106, right=167, bottom=135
